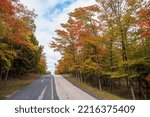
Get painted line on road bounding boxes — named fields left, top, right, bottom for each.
left=51, top=76, right=54, bottom=100
left=41, top=78, right=45, bottom=83
left=38, top=86, right=47, bottom=100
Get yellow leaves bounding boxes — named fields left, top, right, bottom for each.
left=25, top=42, right=38, bottom=51
left=0, top=0, right=45, bottom=77
left=85, top=5, right=100, bottom=12
left=69, top=7, right=87, bottom=20
left=51, top=4, right=105, bottom=74
left=81, top=59, right=97, bottom=74
left=127, top=0, right=137, bottom=6
left=0, top=43, right=17, bottom=70
left=0, top=22, right=6, bottom=37
left=52, top=0, right=150, bottom=81
left=0, top=0, right=37, bottom=51
left=110, top=72, right=128, bottom=79
left=55, top=30, right=68, bottom=37
left=69, top=5, right=100, bottom=22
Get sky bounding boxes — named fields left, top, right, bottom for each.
left=20, top=0, right=96, bottom=73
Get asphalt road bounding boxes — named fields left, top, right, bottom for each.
left=7, top=75, right=97, bottom=100
left=8, top=75, right=59, bottom=100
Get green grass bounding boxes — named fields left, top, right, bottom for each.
left=63, top=74, right=125, bottom=100
left=0, top=74, right=40, bottom=100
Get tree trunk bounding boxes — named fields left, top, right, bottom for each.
left=98, top=78, right=102, bottom=91
left=0, top=69, right=2, bottom=82
left=130, top=85, right=136, bottom=100
left=77, top=73, right=79, bottom=79
left=5, top=70, right=9, bottom=81
left=75, top=72, right=78, bottom=79
left=109, top=38, right=113, bottom=70
left=120, top=29, right=131, bottom=96
left=125, top=78, right=129, bottom=91
left=0, top=74, right=2, bottom=82
left=85, top=77, right=87, bottom=84
left=109, top=79, right=113, bottom=92
left=121, top=39, right=128, bottom=62
left=80, top=74, right=83, bottom=82
left=139, top=87, right=147, bottom=99
left=138, top=78, right=146, bottom=99
left=130, top=81, right=136, bottom=100
left=0, top=66, right=2, bottom=81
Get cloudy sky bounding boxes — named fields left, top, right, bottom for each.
left=20, top=0, right=96, bottom=73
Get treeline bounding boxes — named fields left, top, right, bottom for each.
left=0, top=0, right=47, bottom=81
left=51, top=0, right=150, bottom=99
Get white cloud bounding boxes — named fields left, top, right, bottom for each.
left=20, top=0, right=96, bottom=73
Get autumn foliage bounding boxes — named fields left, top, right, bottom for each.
left=50, top=1, right=150, bottom=99
left=0, top=0, right=47, bottom=80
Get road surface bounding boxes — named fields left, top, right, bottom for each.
left=8, top=75, right=58, bottom=100
left=8, top=75, right=96, bottom=100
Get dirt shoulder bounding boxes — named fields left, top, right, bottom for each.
left=62, top=74, right=125, bottom=100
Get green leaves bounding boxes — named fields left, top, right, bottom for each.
left=50, top=0, right=149, bottom=99
left=0, top=43, right=17, bottom=71
left=0, top=0, right=46, bottom=80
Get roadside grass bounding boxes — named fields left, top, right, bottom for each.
left=62, top=74, right=125, bottom=100
left=0, top=74, right=40, bottom=100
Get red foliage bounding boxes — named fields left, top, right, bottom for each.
left=0, top=0, right=14, bottom=15
left=0, top=0, right=36, bottom=48
left=138, top=2, right=150, bottom=37
left=146, top=74, right=150, bottom=81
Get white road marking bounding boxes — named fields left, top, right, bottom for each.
left=6, top=90, right=19, bottom=98
left=41, top=78, right=44, bottom=83
left=38, top=86, right=47, bottom=100
left=51, top=77, right=54, bottom=100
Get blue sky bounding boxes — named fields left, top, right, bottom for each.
left=20, top=0, right=96, bottom=73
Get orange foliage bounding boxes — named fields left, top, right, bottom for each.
left=0, top=0, right=36, bottom=48
left=138, top=2, right=150, bottom=37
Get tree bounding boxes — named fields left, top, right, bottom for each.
left=0, top=0, right=46, bottom=81
left=37, top=54, right=47, bottom=74
left=51, top=1, right=150, bottom=99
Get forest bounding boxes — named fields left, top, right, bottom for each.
left=0, top=0, right=47, bottom=81
left=51, top=0, right=150, bottom=99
